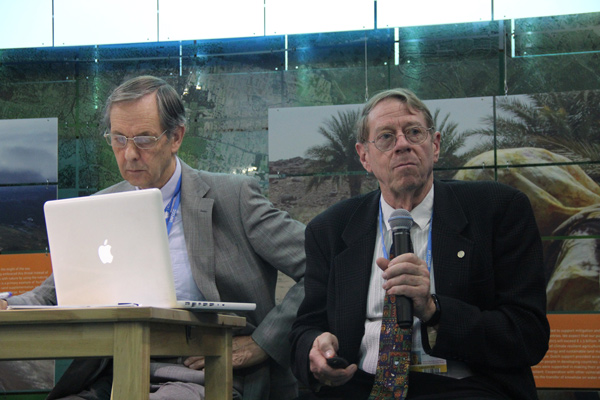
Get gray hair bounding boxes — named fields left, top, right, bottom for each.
left=356, top=88, right=434, bottom=143
left=102, top=75, right=186, bottom=138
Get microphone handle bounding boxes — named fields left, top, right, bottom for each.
left=391, top=229, right=414, bottom=328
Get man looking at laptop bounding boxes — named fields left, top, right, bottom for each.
left=0, top=75, right=306, bottom=400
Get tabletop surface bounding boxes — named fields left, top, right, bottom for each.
left=0, top=306, right=246, bottom=327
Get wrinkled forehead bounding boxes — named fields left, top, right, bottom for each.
left=368, top=99, right=427, bottom=131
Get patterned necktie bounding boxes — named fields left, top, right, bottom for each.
left=369, top=236, right=413, bottom=400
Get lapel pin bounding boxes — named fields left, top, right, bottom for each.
left=457, top=250, right=465, bottom=258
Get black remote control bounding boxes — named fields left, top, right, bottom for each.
left=326, top=356, right=349, bottom=369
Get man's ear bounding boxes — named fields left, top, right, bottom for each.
left=170, top=126, right=185, bottom=153
left=432, top=131, right=441, bottom=163
left=355, top=142, right=372, bottom=173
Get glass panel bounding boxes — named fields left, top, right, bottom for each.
left=0, top=185, right=56, bottom=253
left=0, top=118, right=57, bottom=185
left=491, top=91, right=600, bottom=165
left=268, top=102, right=377, bottom=223
left=545, top=235, right=600, bottom=312
left=269, top=104, right=361, bottom=163
left=391, top=21, right=501, bottom=99
left=287, top=29, right=391, bottom=70
left=507, top=54, right=600, bottom=94
left=425, top=96, right=494, bottom=174
left=494, top=0, right=600, bottom=20
left=378, top=0, right=491, bottom=28
left=159, top=0, right=264, bottom=41
left=265, top=0, right=374, bottom=35
left=181, top=36, right=284, bottom=74
left=0, top=0, right=52, bottom=49
left=54, top=0, right=157, bottom=46
left=512, top=12, right=600, bottom=57
left=268, top=174, right=380, bottom=225
left=457, top=163, right=600, bottom=238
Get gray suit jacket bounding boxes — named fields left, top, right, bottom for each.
left=10, top=160, right=306, bottom=399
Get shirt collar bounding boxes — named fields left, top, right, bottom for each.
left=135, top=157, right=182, bottom=207
left=160, top=157, right=182, bottom=205
left=380, top=184, right=434, bottom=231
left=412, top=185, right=434, bottom=230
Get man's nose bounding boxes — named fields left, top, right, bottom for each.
left=123, top=140, right=140, bottom=159
left=392, top=132, right=412, bottom=151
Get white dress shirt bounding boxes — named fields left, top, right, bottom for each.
left=138, top=157, right=204, bottom=301
left=358, top=186, right=435, bottom=373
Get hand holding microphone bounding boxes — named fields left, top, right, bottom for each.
left=388, top=209, right=414, bottom=328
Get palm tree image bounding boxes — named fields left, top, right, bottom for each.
left=455, top=90, right=600, bottom=234
left=304, top=109, right=365, bottom=197
left=462, top=90, right=600, bottom=179
left=432, top=109, right=470, bottom=177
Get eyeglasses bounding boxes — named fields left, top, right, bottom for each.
left=104, top=130, right=168, bottom=149
left=365, top=126, right=433, bottom=152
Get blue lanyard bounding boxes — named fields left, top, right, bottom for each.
left=379, top=201, right=390, bottom=260
left=379, top=200, right=433, bottom=273
left=165, top=175, right=182, bottom=235
left=425, top=216, right=433, bottom=274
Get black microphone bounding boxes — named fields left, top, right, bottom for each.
left=388, top=209, right=414, bottom=328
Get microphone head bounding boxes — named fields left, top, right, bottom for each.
left=389, top=209, right=413, bottom=231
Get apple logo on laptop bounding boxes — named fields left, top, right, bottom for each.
left=98, top=239, right=114, bottom=264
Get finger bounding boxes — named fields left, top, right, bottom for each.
left=334, top=364, right=358, bottom=386
left=383, top=259, right=429, bottom=282
left=384, top=271, right=428, bottom=288
left=376, top=257, right=390, bottom=272
left=183, top=356, right=205, bottom=370
left=187, top=359, right=205, bottom=370
left=183, top=356, right=203, bottom=365
left=319, top=364, right=358, bottom=387
left=313, top=332, right=339, bottom=358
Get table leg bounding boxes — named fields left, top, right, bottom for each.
left=111, top=322, right=150, bottom=400
left=204, top=328, right=233, bottom=400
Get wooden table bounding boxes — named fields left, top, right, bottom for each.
left=0, top=307, right=246, bottom=400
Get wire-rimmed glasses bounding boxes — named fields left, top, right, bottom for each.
left=103, top=130, right=168, bottom=149
left=365, top=126, right=433, bottom=152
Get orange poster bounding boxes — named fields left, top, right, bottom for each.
left=0, top=253, right=53, bottom=295
left=533, top=313, right=600, bottom=389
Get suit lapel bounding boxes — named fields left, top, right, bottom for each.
left=180, top=162, right=220, bottom=301
left=431, top=180, right=474, bottom=298
left=332, top=192, right=380, bottom=352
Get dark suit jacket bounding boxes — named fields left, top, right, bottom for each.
left=290, top=179, right=550, bottom=400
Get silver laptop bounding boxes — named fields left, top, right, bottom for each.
left=40, top=189, right=255, bottom=312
